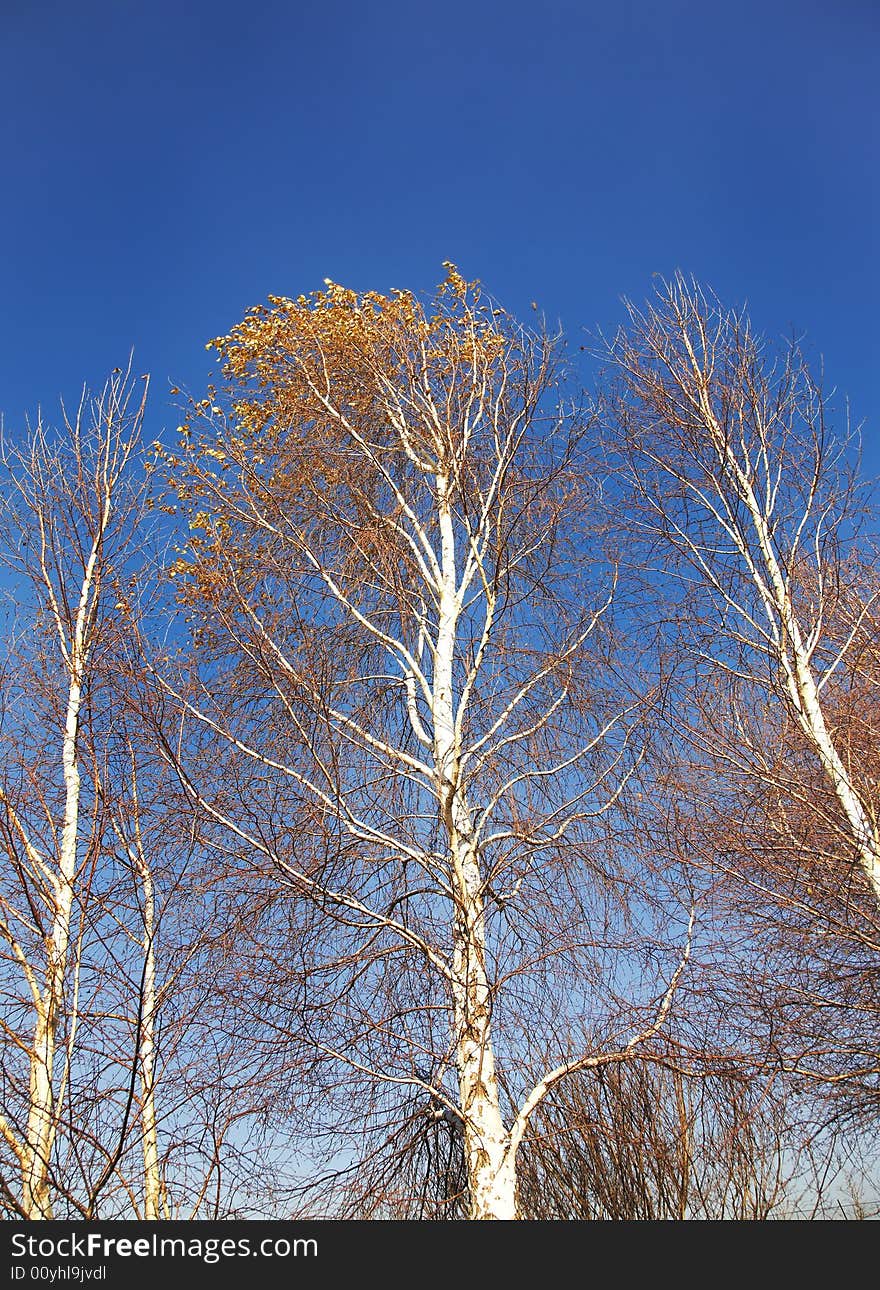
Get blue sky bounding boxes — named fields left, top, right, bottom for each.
left=1, top=1, right=877, bottom=466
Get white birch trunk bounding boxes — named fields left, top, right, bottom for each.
left=133, top=852, right=167, bottom=1220
left=705, top=399, right=880, bottom=906
left=2, top=373, right=146, bottom=1218
left=785, top=611, right=880, bottom=902
left=21, top=486, right=108, bottom=1217
left=434, top=474, right=517, bottom=1219
left=21, top=674, right=82, bottom=1218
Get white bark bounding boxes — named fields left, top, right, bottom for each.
left=169, top=293, right=639, bottom=1219
left=1, top=368, right=147, bottom=1218
left=617, top=287, right=880, bottom=907
left=114, top=788, right=168, bottom=1222
left=22, top=608, right=88, bottom=1216
left=135, top=853, right=166, bottom=1220
left=691, top=361, right=880, bottom=905
left=790, top=656, right=880, bottom=899
left=434, top=472, right=516, bottom=1218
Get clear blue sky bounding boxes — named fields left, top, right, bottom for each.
left=1, top=1, right=877, bottom=465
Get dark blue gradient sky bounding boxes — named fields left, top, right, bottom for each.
left=1, top=1, right=876, bottom=465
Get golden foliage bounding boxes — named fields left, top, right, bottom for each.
left=162, top=265, right=539, bottom=623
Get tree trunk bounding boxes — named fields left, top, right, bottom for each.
left=703, top=389, right=880, bottom=906
left=21, top=674, right=82, bottom=1218
left=136, top=855, right=167, bottom=1220
left=435, top=476, right=517, bottom=1219
left=450, top=844, right=517, bottom=1219
left=788, top=630, right=880, bottom=902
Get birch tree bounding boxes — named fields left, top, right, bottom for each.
left=678, top=620, right=880, bottom=1117
left=163, top=267, right=693, bottom=1219
left=605, top=276, right=880, bottom=907
left=0, top=366, right=150, bottom=1217
left=98, top=746, right=170, bottom=1220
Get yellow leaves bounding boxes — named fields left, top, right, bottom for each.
left=442, top=260, right=466, bottom=290
left=440, top=261, right=479, bottom=304
left=178, top=265, right=519, bottom=515
left=205, top=270, right=494, bottom=422
left=162, top=264, right=551, bottom=658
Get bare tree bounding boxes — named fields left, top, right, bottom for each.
left=0, top=366, right=148, bottom=1216
left=677, top=630, right=880, bottom=1120
left=161, top=267, right=693, bottom=1219
left=605, top=275, right=880, bottom=906
left=99, top=745, right=171, bottom=1220
left=91, top=734, right=279, bottom=1220
left=603, top=287, right=880, bottom=1180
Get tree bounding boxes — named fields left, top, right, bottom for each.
left=605, top=275, right=880, bottom=907
left=162, top=267, right=693, bottom=1219
left=602, top=279, right=880, bottom=1156
left=94, top=733, right=285, bottom=1220
left=105, top=749, right=168, bottom=1219
left=0, top=366, right=149, bottom=1216
left=675, top=584, right=880, bottom=1119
